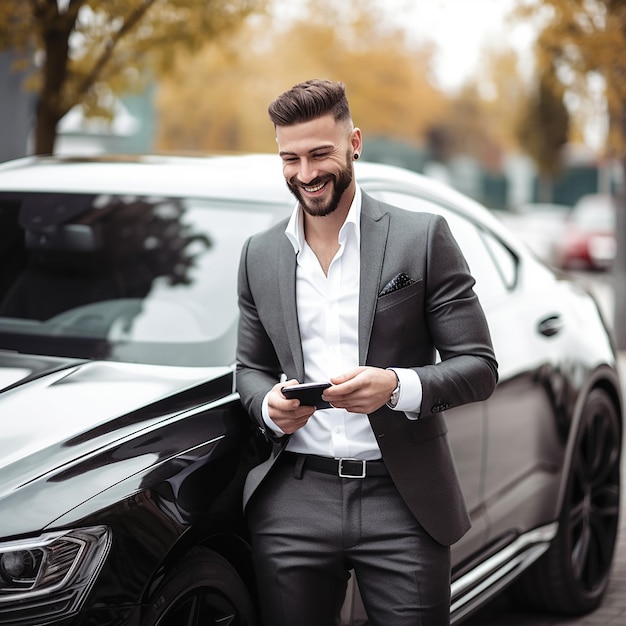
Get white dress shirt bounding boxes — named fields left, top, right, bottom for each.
left=263, top=186, right=422, bottom=459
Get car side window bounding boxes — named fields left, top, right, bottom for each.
left=479, top=229, right=516, bottom=289
left=371, top=191, right=516, bottom=307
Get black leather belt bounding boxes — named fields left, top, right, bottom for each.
left=282, top=452, right=389, bottom=478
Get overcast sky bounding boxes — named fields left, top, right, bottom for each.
left=382, top=0, right=535, bottom=91
left=274, top=0, right=535, bottom=92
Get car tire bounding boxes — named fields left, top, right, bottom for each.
left=140, top=547, right=257, bottom=626
left=513, top=387, right=621, bottom=615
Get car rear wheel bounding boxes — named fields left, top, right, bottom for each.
left=513, top=387, right=621, bottom=614
left=140, top=547, right=257, bottom=626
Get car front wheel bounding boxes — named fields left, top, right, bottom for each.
left=140, top=547, right=257, bottom=626
left=514, top=387, right=621, bottom=614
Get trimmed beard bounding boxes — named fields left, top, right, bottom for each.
left=286, top=149, right=353, bottom=217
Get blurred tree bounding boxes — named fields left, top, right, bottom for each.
left=155, top=0, right=447, bottom=154
left=516, top=0, right=626, bottom=347
left=439, top=85, right=492, bottom=161
left=423, top=46, right=530, bottom=179
left=516, top=64, right=570, bottom=202
left=0, top=0, right=266, bottom=155
left=476, top=46, right=531, bottom=154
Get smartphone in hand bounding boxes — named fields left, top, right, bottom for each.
left=282, top=382, right=332, bottom=409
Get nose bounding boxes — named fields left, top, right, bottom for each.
left=296, top=158, right=319, bottom=184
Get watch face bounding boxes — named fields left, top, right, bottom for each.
left=388, top=386, right=400, bottom=408
left=386, top=368, right=400, bottom=408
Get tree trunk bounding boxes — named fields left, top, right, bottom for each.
left=614, top=161, right=626, bottom=350
left=31, top=0, right=80, bottom=155
left=537, top=174, right=553, bottom=203
left=34, top=97, right=60, bottom=155
left=613, top=102, right=626, bottom=350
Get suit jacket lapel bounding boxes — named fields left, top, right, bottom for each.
left=359, top=194, right=389, bottom=365
left=277, top=236, right=305, bottom=381
left=277, top=193, right=389, bottom=377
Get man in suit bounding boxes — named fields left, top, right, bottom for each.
left=236, top=79, right=498, bottom=626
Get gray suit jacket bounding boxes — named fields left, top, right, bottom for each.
left=236, top=191, right=498, bottom=546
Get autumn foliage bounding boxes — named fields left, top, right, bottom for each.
left=155, top=0, right=449, bottom=155
left=0, top=0, right=266, bottom=154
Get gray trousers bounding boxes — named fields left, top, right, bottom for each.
left=246, top=456, right=451, bottom=626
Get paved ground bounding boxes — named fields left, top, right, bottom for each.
left=463, top=351, right=626, bottom=625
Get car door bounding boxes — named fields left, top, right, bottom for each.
left=368, top=188, right=494, bottom=564
left=371, top=187, right=566, bottom=556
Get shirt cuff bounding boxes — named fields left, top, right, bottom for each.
left=388, top=367, right=422, bottom=420
left=262, top=390, right=287, bottom=436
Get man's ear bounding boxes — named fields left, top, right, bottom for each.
left=351, top=127, right=362, bottom=157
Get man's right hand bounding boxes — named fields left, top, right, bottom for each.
left=268, top=380, right=316, bottom=434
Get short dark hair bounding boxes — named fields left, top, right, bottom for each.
left=268, top=79, right=352, bottom=127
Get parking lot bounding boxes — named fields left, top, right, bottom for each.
left=465, top=274, right=626, bottom=625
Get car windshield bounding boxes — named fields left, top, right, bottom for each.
left=0, top=192, right=280, bottom=366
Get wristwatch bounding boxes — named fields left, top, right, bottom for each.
left=386, top=368, right=401, bottom=409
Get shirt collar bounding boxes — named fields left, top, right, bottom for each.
left=285, top=185, right=362, bottom=254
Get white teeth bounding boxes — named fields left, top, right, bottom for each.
left=304, top=182, right=324, bottom=193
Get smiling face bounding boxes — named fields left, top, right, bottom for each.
left=276, top=113, right=361, bottom=218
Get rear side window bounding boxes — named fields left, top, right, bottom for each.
left=371, top=190, right=517, bottom=307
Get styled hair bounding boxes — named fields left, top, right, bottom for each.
left=268, top=79, right=352, bottom=127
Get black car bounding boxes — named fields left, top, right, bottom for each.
left=0, top=154, right=622, bottom=625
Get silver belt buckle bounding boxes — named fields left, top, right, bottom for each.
left=338, top=458, right=366, bottom=478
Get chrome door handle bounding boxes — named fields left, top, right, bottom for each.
left=537, top=314, right=563, bottom=337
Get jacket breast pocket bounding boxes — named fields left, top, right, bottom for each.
left=376, top=279, right=423, bottom=313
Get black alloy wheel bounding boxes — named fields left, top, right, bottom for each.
left=141, top=547, right=257, bottom=626
left=514, top=387, right=621, bottom=614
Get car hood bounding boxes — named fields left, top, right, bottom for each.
left=0, top=351, right=233, bottom=537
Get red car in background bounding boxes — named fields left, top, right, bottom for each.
left=554, top=193, right=616, bottom=271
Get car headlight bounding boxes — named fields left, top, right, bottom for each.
left=0, top=526, right=111, bottom=622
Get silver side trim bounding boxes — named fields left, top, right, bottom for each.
left=450, top=522, right=558, bottom=622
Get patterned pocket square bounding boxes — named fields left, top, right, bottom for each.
left=379, top=272, right=415, bottom=296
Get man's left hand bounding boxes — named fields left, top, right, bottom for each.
left=323, top=366, right=397, bottom=414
